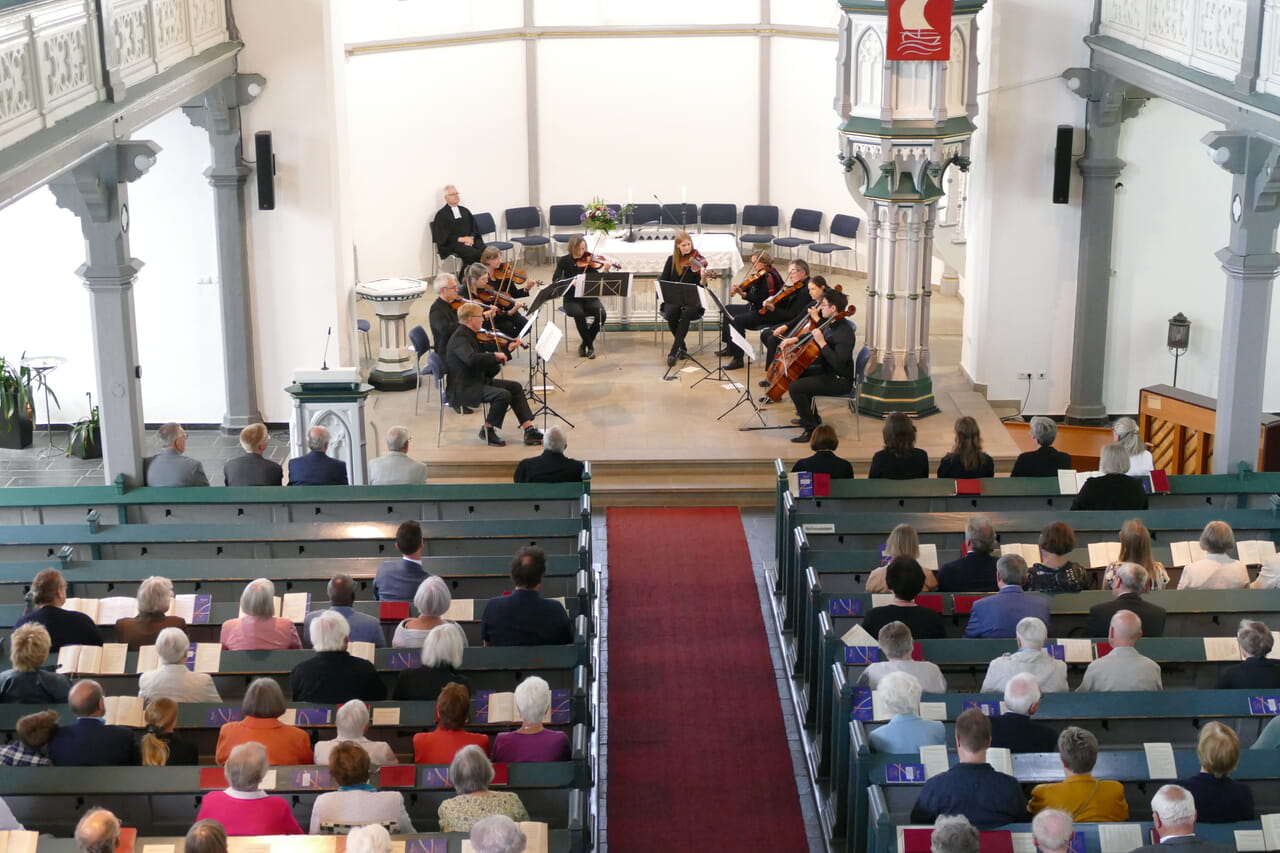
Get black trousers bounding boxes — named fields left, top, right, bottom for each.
left=790, top=373, right=852, bottom=431
left=723, top=305, right=788, bottom=357
left=447, top=241, right=485, bottom=268
left=491, top=310, right=528, bottom=341
left=661, top=303, right=704, bottom=352
left=481, top=378, right=533, bottom=430
left=562, top=297, right=606, bottom=346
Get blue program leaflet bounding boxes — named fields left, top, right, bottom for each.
left=205, top=707, right=243, bottom=725
left=420, top=767, right=451, bottom=788
left=292, top=708, right=332, bottom=725
left=291, top=768, right=333, bottom=789
left=189, top=595, right=212, bottom=625
left=844, top=646, right=881, bottom=664
left=886, top=763, right=926, bottom=783
left=550, top=689, right=571, bottom=724
left=852, top=685, right=874, bottom=721
left=962, top=700, right=1001, bottom=717
left=405, top=840, right=447, bottom=853
left=829, top=598, right=863, bottom=617
left=386, top=650, right=420, bottom=670
left=1249, top=696, right=1280, bottom=715
left=1044, top=644, right=1066, bottom=661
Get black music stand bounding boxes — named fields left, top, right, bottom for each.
left=528, top=321, right=573, bottom=429
left=716, top=327, right=778, bottom=429
left=691, top=285, right=737, bottom=388
left=581, top=269, right=631, bottom=299
left=656, top=280, right=709, bottom=381
left=522, top=278, right=577, bottom=401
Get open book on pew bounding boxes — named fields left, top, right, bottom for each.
left=1056, top=469, right=1101, bottom=495
left=104, top=695, right=145, bottom=727
left=880, top=542, right=939, bottom=572
left=62, top=594, right=213, bottom=625
left=1169, top=538, right=1275, bottom=565
left=474, top=689, right=572, bottom=725
left=239, top=592, right=312, bottom=623
left=461, top=823, right=549, bottom=853
left=57, top=643, right=128, bottom=674
left=136, top=642, right=222, bottom=673
left=1087, top=541, right=1122, bottom=568
left=0, top=830, right=39, bottom=853
left=999, top=543, right=1040, bottom=564
left=1232, top=813, right=1280, bottom=852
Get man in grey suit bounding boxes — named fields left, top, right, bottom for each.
left=143, top=423, right=209, bottom=487
left=368, top=426, right=427, bottom=485
left=223, top=424, right=283, bottom=486
left=1128, top=785, right=1232, bottom=853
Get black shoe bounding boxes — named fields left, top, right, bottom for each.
left=677, top=349, right=690, bottom=360
left=667, top=354, right=677, bottom=367
left=790, top=418, right=803, bottom=426
left=791, top=430, right=814, bottom=443
left=758, top=379, right=770, bottom=388
left=577, top=343, right=588, bottom=358
left=523, top=426, right=544, bottom=446
left=453, top=405, right=474, bottom=415
left=478, top=426, right=488, bottom=440
left=725, top=358, right=744, bottom=370
left=585, top=345, right=596, bottom=359
left=715, top=347, right=733, bottom=357
left=484, top=427, right=506, bottom=447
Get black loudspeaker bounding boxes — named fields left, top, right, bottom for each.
left=254, top=131, right=276, bottom=210
left=1052, top=124, right=1073, bottom=205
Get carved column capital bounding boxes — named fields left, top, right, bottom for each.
left=48, top=141, right=160, bottom=229
left=1062, top=68, right=1150, bottom=126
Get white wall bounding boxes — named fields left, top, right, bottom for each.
left=534, top=0, right=756, bottom=26
left=343, top=0, right=523, bottom=44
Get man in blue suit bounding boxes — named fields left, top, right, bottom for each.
left=47, top=680, right=140, bottom=766
left=374, top=521, right=428, bottom=601
left=287, top=426, right=349, bottom=486
left=481, top=545, right=573, bottom=646
left=963, top=554, right=1051, bottom=638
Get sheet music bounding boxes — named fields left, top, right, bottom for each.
left=919, top=745, right=949, bottom=779
left=1143, top=742, right=1177, bottom=779
left=1098, top=824, right=1144, bottom=853
left=727, top=324, right=755, bottom=361
left=536, top=322, right=563, bottom=363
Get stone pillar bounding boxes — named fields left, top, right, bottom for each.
left=183, top=74, right=267, bottom=433
left=1204, top=131, right=1280, bottom=473
left=49, top=142, right=160, bottom=486
left=1062, top=69, right=1148, bottom=424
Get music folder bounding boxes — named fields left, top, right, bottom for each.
left=581, top=270, right=631, bottom=298
left=655, top=279, right=704, bottom=309
left=526, top=278, right=576, bottom=316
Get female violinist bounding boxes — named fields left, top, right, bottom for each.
left=783, top=287, right=856, bottom=444
left=551, top=236, right=608, bottom=359
left=463, top=263, right=528, bottom=344
left=658, top=232, right=709, bottom=367
left=481, top=247, right=536, bottom=300
left=716, top=245, right=783, bottom=366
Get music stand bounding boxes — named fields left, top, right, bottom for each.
left=691, top=285, right=737, bottom=388
left=715, top=330, right=778, bottom=429
left=581, top=269, right=631, bottom=299
left=655, top=280, right=709, bottom=381
left=529, top=321, right=572, bottom=429
left=523, top=278, right=577, bottom=396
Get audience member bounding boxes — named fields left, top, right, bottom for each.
left=1102, top=519, right=1170, bottom=591
left=184, top=821, right=228, bottom=853
left=139, top=627, right=222, bottom=703
left=1113, top=416, right=1154, bottom=477
left=990, top=674, right=1059, bottom=754
left=1178, top=521, right=1249, bottom=590
left=1070, top=443, right=1149, bottom=511
left=909, top=709, right=1026, bottom=828
left=1077, top=610, right=1162, bottom=692
left=856, top=621, right=947, bottom=694
left=965, top=555, right=1051, bottom=639
left=74, top=808, right=119, bottom=853
left=1178, top=722, right=1255, bottom=824
left=114, top=575, right=186, bottom=650
left=1127, top=785, right=1232, bottom=853
left=13, top=568, right=102, bottom=650
left=865, top=524, right=938, bottom=594
left=868, top=413, right=930, bottom=480
left=369, top=426, right=428, bottom=485
left=1087, top=562, right=1167, bottom=638
left=0, top=623, right=70, bottom=703
left=0, top=709, right=57, bottom=765
left=930, top=815, right=979, bottom=853
left=309, top=741, right=415, bottom=833
left=196, top=742, right=303, bottom=835
left=219, top=578, right=302, bottom=651
left=413, top=683, right=489, bottom=764
left=223, top=424, right=283, bottom=486
left=215, top=678, right=313, bottom=766
left=514, top=425, right=585, bottom=483
left=290, top=610, right=387, bottom=703
left=470, top=815, right=527, bottom=853
left=861, top=558, right=946, bottom=640
left=481, top=546, right=573, bottom=646
left=1026, top=522, right=1088, bottom=593
left=936, top=416, right=994, bottom=479
left=393, top=576, right=463, bottom=649
left=143, top=422, right=210, bottom=487
left=303, top=574, right=386, bottom=648
left=1010, top=417, right=1072, bottom=478
left=345, top=824, right=392, bottom=853
left=1028, top=727, right=1128, bottom=820
left=394, top=622, right=471, bottom=701
left=139, top=697, right=198, bottom=765
left=936, top=517, right=998, bottom=593
left=1216, top=619, right=1280, bottom=689
left=47, top=680, right=139, bottom=766
left=438, top=745, right=531, bottom=832
left=868, top=671, right=946, bottom=753
left=288, top=426, right=349, bottom=485
left=980, top=617, right=1068, bottom=694
left=314, top=699, right=398, bottom=766
left=1031, top=810, right=1075, bottom=853
left=1250, top=555, right=1280, bottom=589
left=493, top=676, right=571, bottom=763
left=791, top=424, right=855, bottom=479
left=374, top=520, right=428, bottom=602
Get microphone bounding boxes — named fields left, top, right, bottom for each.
left=321, top=326, right=332, bottom=371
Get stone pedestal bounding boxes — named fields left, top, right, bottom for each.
left=286, top=369, right=373, bottom=485
left=355, top=278, right=427, bottom=391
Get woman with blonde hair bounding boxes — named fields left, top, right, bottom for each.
left=140, top=697, right=198, bottom=765
left=937, top=416, right=994, bottom=479
left=1101, top=519, right=1169, bottom=590
left=1178, top=722, right=1254, bottom=822
left=659, top=231, right=709, bottom=366
left=865, top=525, right=937, bottom=593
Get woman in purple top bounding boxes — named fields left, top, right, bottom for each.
left=492, top=676, right=569, bottom=763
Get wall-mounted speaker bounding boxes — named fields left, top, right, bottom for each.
left=254, top=131, right=276, bottom=211
left=1052, top=124, right=1073, bottom=205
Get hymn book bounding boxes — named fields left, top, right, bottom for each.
left=1097, top=824, right=1144, bottom=853
left=135, top=642, right=221, bottom=673
left=239, top=592, right=311, bottom=623
left=347, top=641, right=376, bottom=663
left=999, top=543, right=1041, bottom=564
left=61, top=594, right=212, bottom=625
left=1238, top=540, right=1278, bottom=565
left=57, top=643, right=127, bottom=674
left=442, top=598, right=475, bottom=621
left=0, top=830, right=38, bottom=853
left=1143, top=742, right=1177, bottom=779
left=1168, top=541, right=1209, bottom=567
left=103, top=696, right=145, bottom=727
left=1087, top=541, right=1122, bottom=568
left=1056, top=470, right=1101, bottom=494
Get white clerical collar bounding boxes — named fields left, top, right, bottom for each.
left=223, top=788, right=268, bottom=800
left=451, top=205, right=461, bottom=219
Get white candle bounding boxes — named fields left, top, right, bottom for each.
left=681, top=186, right=687, bottom=204
left=627, top=186, right=633, bottom=204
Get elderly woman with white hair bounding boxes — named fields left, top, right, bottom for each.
left=1112, top=416, right=1154, bottom=477
left=1011, top=416, right=1073, bottom=478
left=438, top=745, right=530, bottom=832
left=1216, top=619, right=1280, bottom=689
left=195, top=742, right=303, bottom=835
left=309, top=741, right=414, bottom=834
left=493, top=676, right=570, bottom=763
left=138, top=627, right=221, bottom=703
left=314, top=700, right=398, bottom=766
left=1070, top=443, right=1149, bottom=511
left=345, top=824, right=392, bottom=853
left=931, top=815, right=979, bottom=853
left=867, top=671, right=945, bottom=753
left=980, top=617, right=1069, bottom=694
left=856, top=621, right=947, bottom=694
left=1178, top=521, right=1250, bottom=590
left=289, top=610, right=387, bottom=703
left=471, top=815, right=527, bottom=853
left=394, top=622, right=470, bottom=700
left=114, top=576, right=186, bottom=650
left=0, top=624, right=71, bottom=703
left=219, top=578, right=301, bottom=651
left=392, top=576, right=465, bottom=649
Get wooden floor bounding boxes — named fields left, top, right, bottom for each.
left=357, top=261, right=1018, bottom=504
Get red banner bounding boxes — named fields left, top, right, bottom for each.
left=887, top=0, right=953, bottom=61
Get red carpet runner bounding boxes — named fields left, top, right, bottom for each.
left=605, top=507, right=808, bottom=851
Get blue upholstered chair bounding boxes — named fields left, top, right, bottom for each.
left=808, top=214, right=862, bottom=272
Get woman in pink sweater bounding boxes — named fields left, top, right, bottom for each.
left=195, top=742, right=302, bottom=835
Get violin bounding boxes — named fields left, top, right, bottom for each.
left=576, top=252, right=622, bottom=272
left=472, top=282, right=520, bottom=314
left=731, top=267, right=767, bottom=299
left=490, top=262, right=540, bottom=290
left=475, top=327, right=527, bottom=351
left=681, top=249, right=718, bottom=280
left=444, top=296, right=487, bottom=313
left=759, top=277, right=807, bottom=315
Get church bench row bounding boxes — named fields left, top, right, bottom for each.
left=35, top=834, right=575, bottom=853
left=0, top=478, right=589, bottom=527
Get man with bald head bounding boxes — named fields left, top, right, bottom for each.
left=303, top=574, right=385, bottom=647
left=1077, top=610, right=1162, bottom=692
left=1086, top=561, right=1166, bottom=637
left=75, top=808, right=120, bottom=853
left=48, top=680, right=139, bottom=765
left=287, top=426, right=349, bottom=486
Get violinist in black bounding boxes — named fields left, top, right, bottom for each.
left=659, top=232, right=709, bottom=367
left=786, top=288, right=856, bottom=443
left=552, top=236, right=607, bottom=359
left=718, top=250, right=787, bottom=370
left=482, top=247, right=535, bottom=302
left=759, top=274, right=827, bottom=378
left=462, top=263, right=528, bottom=343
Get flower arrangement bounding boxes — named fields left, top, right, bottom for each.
left=580, top=198, right=635, bottom=235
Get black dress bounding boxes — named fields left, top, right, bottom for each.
left=868, top=448, right=930, bottom=480
left=658, top=257, right=704, bottom=356
left=552, top=253, right=606, bottom=349
left=791, top=451, right=854, bottom=479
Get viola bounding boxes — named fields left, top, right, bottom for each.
left=490, top=262, right=540, bottom=290
left=731, top=266, right=767, bottom=299
left=444, top=296, right=487, bottom=313
left=763, top=307, right=856, bottom=403
left=759, top=277, right=807, bottom=315
left=472, top=282, right=520, bottom=314
left=476, top=327, right=527, bottom=351
left=576, top=252, right=622, bottom=272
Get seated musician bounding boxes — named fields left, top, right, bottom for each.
left=463, top=263, right=528, bottom=343
left=758, top=275, right=829, bottom=386
left=445, top=303, right=543, bottom=448
left=552, top=236, right=607, bottom=359
left=718, top=250, right=785, bottom=370
left=430, top=185, right=486, bottom=268
left=783, top=287, right=856, bottom=443
left=481, top=247, right=534, bottom=300
left=659, top=232, right=709, bottom=367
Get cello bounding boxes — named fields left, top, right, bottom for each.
left=762, top=307, right=855, bottom=403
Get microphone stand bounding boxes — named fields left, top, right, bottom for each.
left=321, top=326, right=332, bottom=370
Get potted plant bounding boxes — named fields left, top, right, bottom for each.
left=67, top=393, right=101, bottom=460
left=0, top=355, right=40, bottom=450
